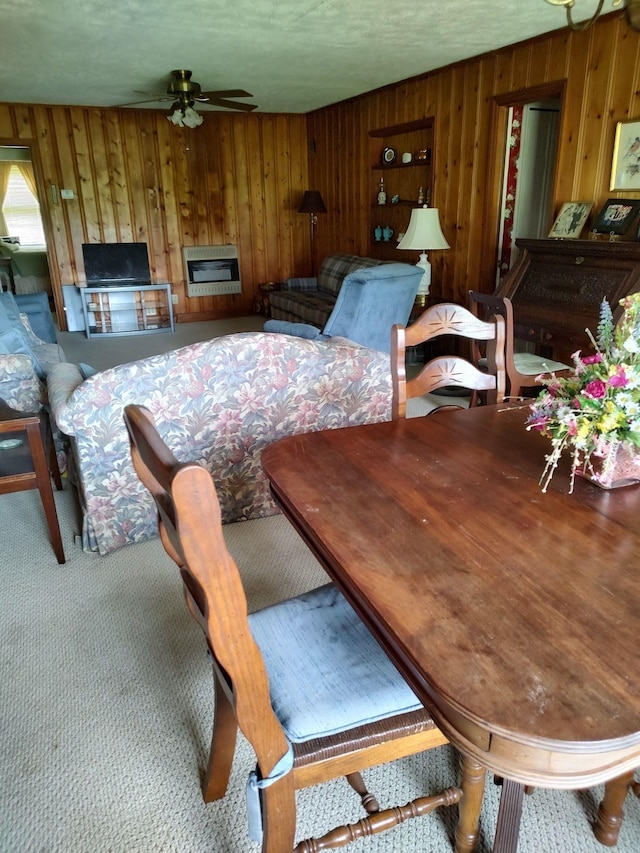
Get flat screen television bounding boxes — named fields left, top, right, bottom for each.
left=82, top=242, right=151, bottom=286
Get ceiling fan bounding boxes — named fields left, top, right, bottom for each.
left=119, top=69, right=258, bottom=127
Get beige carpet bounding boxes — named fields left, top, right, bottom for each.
left=57, top=316, right=266, bottom=372
left=2, top=484, right=640, bottom=852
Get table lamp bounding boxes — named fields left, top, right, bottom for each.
left=397, top=205, right=449, bottom=305
left=298, top=190, right=327, bottom=275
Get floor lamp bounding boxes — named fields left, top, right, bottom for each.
left=298, top=190, right=327, bottom=276
left=397, top=205, right=450, bottom=306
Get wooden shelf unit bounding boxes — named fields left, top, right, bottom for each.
left=368, top=119, right=435, bottom=262
left=80, top=283, right=175, bottom=339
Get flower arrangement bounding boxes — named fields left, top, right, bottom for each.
left=527, top=292, right=640, bottom=492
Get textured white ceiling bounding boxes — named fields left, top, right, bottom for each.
left=0, top=1, right=589, bottom=114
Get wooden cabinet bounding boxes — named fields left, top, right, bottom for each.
left=368, top=119, right=434, bottom=261
left=80, top=283, right=175, bottom=338
left=497, top=238, right=640, bottom=364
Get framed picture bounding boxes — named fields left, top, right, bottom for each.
left=610, top=119, right=640, bottom=191
left=592, top=198, right=640, bottom=236
left=548, top=202, right=592, bottom=238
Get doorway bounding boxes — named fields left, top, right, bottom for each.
left=496, top=99, right=561, bottom=283
left=0, top=144, right=56, bottom=315
left=484, top=82, right=565, bottom=290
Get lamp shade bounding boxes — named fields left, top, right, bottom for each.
left=298, top=190, right=327, bottom=214
left=397, top=205, right=449, bottom=251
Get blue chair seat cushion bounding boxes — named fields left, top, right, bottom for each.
left=248, top=583, right=422, bottom=743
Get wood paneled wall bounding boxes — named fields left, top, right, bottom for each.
left=307, top=13, right=640, bottom=304
left=0, top=105, right=308, bottom=328
left=2, top=13, right=639, bottom=327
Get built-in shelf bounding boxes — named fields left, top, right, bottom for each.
left=369, top=118, right=435, bottom=262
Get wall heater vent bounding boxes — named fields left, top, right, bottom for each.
left=183, top=245, right=241, bottom=298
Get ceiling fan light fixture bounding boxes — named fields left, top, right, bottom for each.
left=167, top=100, right=203, bottom=128
left=181, top=105, right=203, bottom=128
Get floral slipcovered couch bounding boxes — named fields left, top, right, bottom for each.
left=47, top=332, right=393, bottom=556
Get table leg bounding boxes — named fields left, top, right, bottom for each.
left=26, top=422, right=65, bottom=564
left=45, top=416, right=63, bottom=491
left=455, top=753, right=485, bottom=853
left=493, top=778, right=525, bottom=853
left=594, top=770, right=634, bottom=847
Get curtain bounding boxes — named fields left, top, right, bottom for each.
left=16, top=162, right=39, bottom=205
left=0, top=162, right=11, bottom=237
left=497, top=105, right=523, bottom=281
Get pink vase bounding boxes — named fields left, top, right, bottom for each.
left=578, top=442, right=640, bottom=490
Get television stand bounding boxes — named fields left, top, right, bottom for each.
left=79, top=282, right=175, bottom=338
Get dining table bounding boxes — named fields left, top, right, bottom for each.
left=260, top=402, right=640, bottom=852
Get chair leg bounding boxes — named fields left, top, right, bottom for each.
left=346, top=771, right=380, bottom=814
left=202, top=670, right=238, bottom=803
left=261, top=773, right=297, bottom=853
left=45, top=417, right=63, bottom=490
left=594, top=770, right=635, bottom=847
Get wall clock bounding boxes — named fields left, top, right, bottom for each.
left=382, top=146, right=397, bottom=164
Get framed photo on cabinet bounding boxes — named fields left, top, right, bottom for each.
left=610, top=119, right=640, bottom=191
left=548, top=202, right=592, bottom=238
left=592, top=198, right=640, bottom=236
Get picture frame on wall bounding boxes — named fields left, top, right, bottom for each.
left=610, top=119, right=640, bottom=191
left=591, top=198, right=640, bottom=236
left=548, top=202, right=592, bottom=239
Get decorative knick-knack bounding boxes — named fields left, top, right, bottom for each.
left=374, top=225, right=383, bottom=242
left=377, top=178, right=387, bottom=205
left=382, top=226, right=394, bottom=242
left=417, top=186, right=424, bottom=205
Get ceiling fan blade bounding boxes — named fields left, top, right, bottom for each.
left=199, top=89, right=254, bottom=100
left=117, top=97, right=173, bottom=107
left=204, top=97, right=258, bottom=112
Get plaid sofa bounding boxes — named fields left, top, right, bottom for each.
left=269, top=253, right=385, bottom=328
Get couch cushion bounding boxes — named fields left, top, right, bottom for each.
left=0, top=292, right=23, bottom=331
left=269, top=289, right=337, bottom=327
left=0, top=327, right=46, bottom=378
left=263, top=320, right=322, bottom=340
left=14, top=291, right=57, bottom=343
left=317, top=253, right=382, bottom=297
left=322, top=262, right=422, bottom=353
left=249, top=583, right=421, bottom=742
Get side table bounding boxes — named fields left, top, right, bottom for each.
left=253, top=282, right=281, bottom=317
left=0, top=400, right=65, bottom=563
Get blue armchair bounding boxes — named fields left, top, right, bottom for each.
left=0, top=292, right=64, bottom=381
left=264, top=262, right=422, bottom=353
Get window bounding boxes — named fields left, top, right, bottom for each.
left=2, top=165, right=46, bottom=247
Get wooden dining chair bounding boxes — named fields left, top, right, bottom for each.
left=468, top=290, right=571, bottom=400
left=122, top=404, right=480, bottom=853
left=391, top=302, right=506, bottom=419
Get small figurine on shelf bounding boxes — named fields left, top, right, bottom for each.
left=377, top=177, right=387, bottom=205
left=417, top=186, right=424, bottom=205
left=382, top=226, right=394, bottom=242
left=391, top=194, right=400, bottom=204
left=374, top=226, right=383, bottom=242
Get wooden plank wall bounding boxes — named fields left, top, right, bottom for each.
left=2, top=14, right=639, bottom=327
left=307, top=13, right=640, bottom=304
left=0, top=105, right=308, bottom=328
